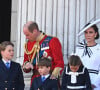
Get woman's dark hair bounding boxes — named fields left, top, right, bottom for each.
left=68, top=55, right=82, bottom=66
left=85, top=23, right=99, bottom=39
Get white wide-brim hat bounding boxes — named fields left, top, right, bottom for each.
left=78, top=19, right=100, bottom=36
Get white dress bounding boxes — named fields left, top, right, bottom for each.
left=76, top=42, right=100, bottom=90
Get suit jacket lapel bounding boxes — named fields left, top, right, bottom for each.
left=0, top=60, right=9, bottom=72
left=38, top=76, right=43, bottom=84
left=0, top=60, right=10, bottom=80
left=8, top=61, right=15, bottom=77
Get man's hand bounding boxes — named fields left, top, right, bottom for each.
left=51, top=67, right=62, bottom=79
left=50, top=74, right=57, bottom=79
left=23, top=62, right=33, bottom=70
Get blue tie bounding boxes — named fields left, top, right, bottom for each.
left=6, top=62, right=10, bottom=69
left=42, top=76, right=45, bottom=82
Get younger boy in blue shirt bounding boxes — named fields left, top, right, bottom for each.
left=30, top=57, right=58, bottom=90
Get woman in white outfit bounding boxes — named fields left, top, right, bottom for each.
left=76, top=23, right=100, bottom=90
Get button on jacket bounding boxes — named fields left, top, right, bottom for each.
left=0, top=60, right=25, bottom=90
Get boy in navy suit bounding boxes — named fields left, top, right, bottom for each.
left=0, top=41, right=24, bottom=90
left=30, top=57, right=58, bottom=90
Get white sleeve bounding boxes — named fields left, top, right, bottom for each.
left=93, top=68, right=100, bottom=87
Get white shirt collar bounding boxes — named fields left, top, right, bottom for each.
left=2, top=58, right=11, bottom=64
left=42, top=74, right=50, bottom=79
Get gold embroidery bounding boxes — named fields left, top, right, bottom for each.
left=24, top=33, right=45, bottom=63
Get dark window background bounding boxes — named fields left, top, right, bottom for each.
left=0, top=0, right=11, bottom=59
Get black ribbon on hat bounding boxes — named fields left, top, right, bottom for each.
left=77, top=40, right=93, bottom=57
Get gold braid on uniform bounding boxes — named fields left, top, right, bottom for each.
left=24, top=33, right=45, bottom=64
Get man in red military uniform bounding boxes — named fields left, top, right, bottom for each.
left=23, top=21, right=64, bottom=84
